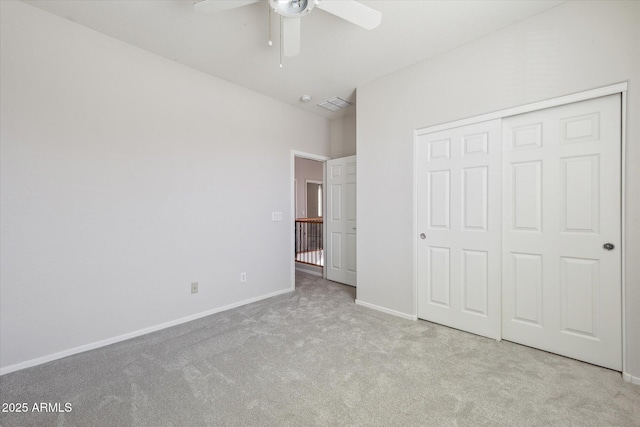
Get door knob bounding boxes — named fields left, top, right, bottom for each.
left=420, top=233, right=426, bottom=239
left=603, top=243, right=615, bottom=251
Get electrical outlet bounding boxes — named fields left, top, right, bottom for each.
left=240, top=272, right=247, bottom=283
left=191, top=282, right=198, bottom=294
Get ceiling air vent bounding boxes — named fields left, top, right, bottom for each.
left=318, top=97, right=352, bottom=112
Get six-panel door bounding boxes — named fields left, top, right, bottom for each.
left=502, top=94, right=621, bottom=370
left=417, top=120, right=502, bottom=340
left=326, top=155, right=357, bottom=287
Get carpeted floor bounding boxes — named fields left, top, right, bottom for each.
left=1, top=272, right=639, bottom=426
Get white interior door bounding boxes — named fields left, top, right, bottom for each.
left=326, top=156, right=357, bottom=286
left=417, top=120, right=502, bottom=339
left=502, top=94, right=621, bottom=370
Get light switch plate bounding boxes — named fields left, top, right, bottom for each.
left=271, top=212, right=283, bottom=221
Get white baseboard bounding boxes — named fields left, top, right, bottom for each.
left=355, top=299, right=417, bottom=321
left=622, top=372, right=640, bottom=385
left=0, top=287, right=294, bottom=376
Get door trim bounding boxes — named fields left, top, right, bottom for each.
left=413, top=82, right=628, bottom=375
left=291, top=151, right=330, bottom=288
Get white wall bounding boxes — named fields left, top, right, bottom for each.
left=330, top=113, right=356, bottom=158
left=357, top=1, right=640, bottom=378
left=0, top=1, right=330, bottom=372
left=294, top=157, right=323, bottom=219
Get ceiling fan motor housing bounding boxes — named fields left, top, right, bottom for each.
left=269, top=0, right=315, bottom=17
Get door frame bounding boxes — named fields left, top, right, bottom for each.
left=291, top=150, right=330, bottom=288
left=413, top=82, right=628, bottom=374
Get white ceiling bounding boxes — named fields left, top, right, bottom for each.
left=21, top=0, right=566, bottom=119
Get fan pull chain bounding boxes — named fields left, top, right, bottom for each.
left=279, top=15, right=283, bottom=68
left=268, top=6, right=272, bottom=46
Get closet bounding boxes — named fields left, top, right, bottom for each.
left=416, top=93, right=622, bottom=370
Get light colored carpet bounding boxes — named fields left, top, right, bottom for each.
left=1, top=272, right=638, bottom=426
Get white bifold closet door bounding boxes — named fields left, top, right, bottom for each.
left=502, top=94, right=621, bottom=370
left=417, top=120, right=503, bottom=340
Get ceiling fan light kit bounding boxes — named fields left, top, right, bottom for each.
left=270, top=0, right=314, bottom=17
left=194, top=0, right=382, bottom=60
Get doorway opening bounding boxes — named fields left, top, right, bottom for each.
left=294, top=156, right=325, bottom=278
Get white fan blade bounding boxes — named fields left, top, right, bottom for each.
left=194, top=0, right=260, bottom=15
left=282, top=17, right=301, bottom=57
left=316, top=0, right=381, bottom=30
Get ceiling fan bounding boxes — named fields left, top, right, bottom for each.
left=194, top=0, right=382, bottom=58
